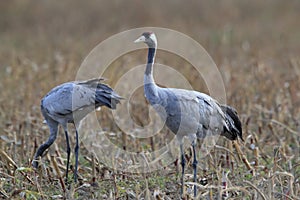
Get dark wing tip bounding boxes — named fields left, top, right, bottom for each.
left=95, top=83, right=123, bottom=109
left=221, top=105, right=244, bottom=141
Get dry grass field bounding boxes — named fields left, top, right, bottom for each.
left=0, top=0, right=299, bottom=199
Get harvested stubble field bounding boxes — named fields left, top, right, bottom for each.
left=0, top=0, right=299, bottom=199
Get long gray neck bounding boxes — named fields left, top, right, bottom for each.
left=144, top=46, right=159, bottom=104
left=144, top=47, right=156, bottom=84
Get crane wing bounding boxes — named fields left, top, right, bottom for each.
left=160, top=88, right=228, bottom=136
left=41, top=79, right=122, bottom=120
left=41, top=82, right=97, bottom=118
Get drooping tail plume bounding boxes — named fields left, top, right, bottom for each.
left=221, top=105, right=244, bottom=141
left=95, top=83, right=122, bottom=109
left=77, top=78, right=122, bottom=109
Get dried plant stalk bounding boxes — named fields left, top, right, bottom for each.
left=254, top=147, right=259, bottom=167
left=50, top=155, right=66, bottom=192
left=92, top=154, right=96, bottom=183
left=233, top=141, right=253, bottom=171
left=244, top=180, right=268, bottom=200
left=272, top=171, right=295, bottom=199
left=228, top=141, right=234, bottom=171
left=0, top=150, right=33, bottom=184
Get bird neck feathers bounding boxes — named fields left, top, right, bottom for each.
left=145, top=47, right=156, bottom=79
left=144, top=47, right=158, bottom=97
left=147, top=48, right=156, bottom=64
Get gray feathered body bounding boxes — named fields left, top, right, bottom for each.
left=41, top=78, right=122, bottom=126
left=145, top=82, right=243, bottom=142
left=32, top=78, right=121, bottom=178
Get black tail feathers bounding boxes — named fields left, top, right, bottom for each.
left=221, top=105, right=244, bottom=141
left=95, top=83, right=122, bottom=109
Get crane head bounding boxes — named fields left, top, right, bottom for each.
left=134, top=32, right=157, bottom=48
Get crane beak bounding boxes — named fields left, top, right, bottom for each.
left=134, top=35, right=146, bottom=43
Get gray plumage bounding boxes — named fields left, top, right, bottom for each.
left=135, top=32, right=243, bottom=198
left=32, top=78, right=122, bottom=182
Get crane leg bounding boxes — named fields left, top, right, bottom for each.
left=64, top=130, right=71, bottom=182
left=32, top=123, right=58, bottom=169
left=74, top=128, right=79, bottom=183
left=180, top=143, right=185, bottom=198
left=192, top=141, right=198, bottom=198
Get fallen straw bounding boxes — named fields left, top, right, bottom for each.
left=233, top=141, right=253, bottom=171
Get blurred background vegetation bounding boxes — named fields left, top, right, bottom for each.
left=0, top=0, right=299, bottom=199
